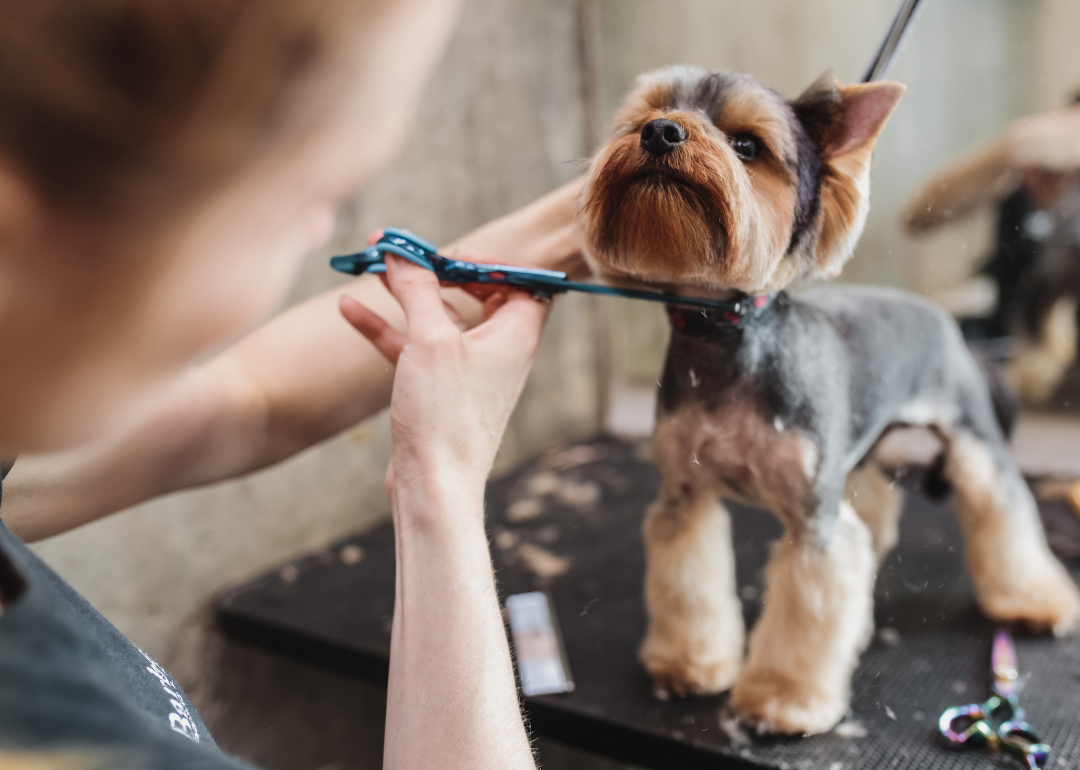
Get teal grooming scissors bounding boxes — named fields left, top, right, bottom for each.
left=330, top=228, right=754, bottom=314
left=939, top=630, right=1051, bottom=768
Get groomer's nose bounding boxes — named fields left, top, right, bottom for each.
left=640, top=118, right=687, bottom=156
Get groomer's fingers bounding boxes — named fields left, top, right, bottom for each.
left=384, top=255, right=453, bottom=331
left=480, top=290, right=510, bottom=321
left=470, top=290, right=551, bottom=355
left=339, top=294, right=405, bottom=364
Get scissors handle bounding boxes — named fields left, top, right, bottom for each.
left=940, top=697, right=1049, bottom=768
left=939, top=701, right=998, bottom=747
left=999, top=721, right=1051, bottom=769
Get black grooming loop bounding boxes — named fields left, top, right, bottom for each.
left=863, top=0, right=924, bottom=83
left=328, top=0, right=924, bottom=312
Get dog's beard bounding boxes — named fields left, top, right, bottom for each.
left=583, top=134, right=782, bottom=293
left=601, top=175, right=724, bottom=280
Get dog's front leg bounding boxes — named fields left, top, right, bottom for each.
left=730, top=501, right=875, bottom=735
left=640, top=489, right=744, bottom=699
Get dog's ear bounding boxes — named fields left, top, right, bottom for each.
left=823, top=79, right=906, bottom=159
left=793, top=72, right=905, bottom=280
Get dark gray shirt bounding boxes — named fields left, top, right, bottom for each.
left=0, top=468, right=253, bottom=768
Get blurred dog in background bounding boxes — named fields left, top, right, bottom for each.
left=580, top=65, right=1080, bottom=735
left=1008, top=184, right=1080, bottom=404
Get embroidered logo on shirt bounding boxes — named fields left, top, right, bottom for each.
left=140, top=651, right=200, bottom=743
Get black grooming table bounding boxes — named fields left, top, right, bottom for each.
left=217, top=438, right=1080, bottom=769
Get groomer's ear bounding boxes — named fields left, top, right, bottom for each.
left=795, top=74, right=904, bottom=281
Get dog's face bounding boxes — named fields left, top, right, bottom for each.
left=581, top=66, right=904, bottom=295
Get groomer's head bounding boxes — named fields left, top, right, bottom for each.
left=0, top=0, right=460, bottom=452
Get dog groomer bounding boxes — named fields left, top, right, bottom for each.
left=0, top=1, right=575, bottom=768
left=903, top=96, right=1080, bottom=339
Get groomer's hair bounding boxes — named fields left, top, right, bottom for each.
left=0, top=0, right=379, bottom=218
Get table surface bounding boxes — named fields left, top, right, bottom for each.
left=217, top=438, right=1080, bottom=770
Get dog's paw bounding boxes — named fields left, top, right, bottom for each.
left=979, top=567, right=1080, bottom=637
left=641, top=649, right=740, bottom=699
left=729, top=671, right=846, bottom=736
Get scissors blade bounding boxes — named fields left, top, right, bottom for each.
left=991, top=629, right=1020, bottom=700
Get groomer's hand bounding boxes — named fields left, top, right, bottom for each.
left=1006, top=105, right=1080, bottom=171
left=341, top=254, right=549, bottom=502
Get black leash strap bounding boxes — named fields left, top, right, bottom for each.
left=863, top=0, right=925, bottom=82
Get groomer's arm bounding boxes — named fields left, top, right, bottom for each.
left=903, top=105, right=1080, bottom=232
left=344, top=256, right=542, bottom=770
left=902, top=139, right=1018, bottom=232
left=3, top=178, right=583, bottom=542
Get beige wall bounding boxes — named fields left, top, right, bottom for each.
left=28, top=0, right=599, bottom=660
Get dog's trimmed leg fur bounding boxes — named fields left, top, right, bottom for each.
left=845, top=462, right=903, bottom=561
left=640, top=490, right=744, bottom=698
left=947, top=432, right=1080, bottom=635
left=730, top=503, right=875, bottom=735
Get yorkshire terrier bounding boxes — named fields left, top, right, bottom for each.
left=580, top=66, right=1080, bottom=735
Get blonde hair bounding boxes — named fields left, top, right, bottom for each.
left=0, top=0, right=379, bottom=217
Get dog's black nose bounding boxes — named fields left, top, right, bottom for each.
left=640, top=118, right=686, bottom=155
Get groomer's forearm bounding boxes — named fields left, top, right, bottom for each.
left=903, top=138, right=1018, bottom=231
left=3, top=180, right=584, bottom=541
left=384, top=477, right=534, bottom=770
left=4, top=274, right=407, bottom=542
left=446, top=177, right=586, bottom=278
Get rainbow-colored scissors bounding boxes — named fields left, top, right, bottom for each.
left=939, top=630, right=1050, bottom=769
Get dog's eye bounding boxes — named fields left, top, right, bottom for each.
left=730, top=134, right=760, bottom=160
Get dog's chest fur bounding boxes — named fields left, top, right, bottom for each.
left=654, top=303, right=821, bottom=525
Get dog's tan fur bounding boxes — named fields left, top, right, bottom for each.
left=730, top=502, right=876, bottom=734
left=846, top=462, right=903, bottom=561
left=640, top=492, right=744, bottom=697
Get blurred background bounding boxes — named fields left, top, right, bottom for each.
left=24, top=0, right=1080, bottom=767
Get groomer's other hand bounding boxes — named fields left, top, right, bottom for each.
left=340, top=254, right=549, bottom=499
left=1007, top=105, right=1080, bottom=171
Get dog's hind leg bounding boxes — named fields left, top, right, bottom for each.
left=730, top=501, right=876, bottom=735
left=846, top=462, right=903, bottom=561
left=640, top=489, right=744, bottom=698
left=947, top=430, right=1080, bottom=635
